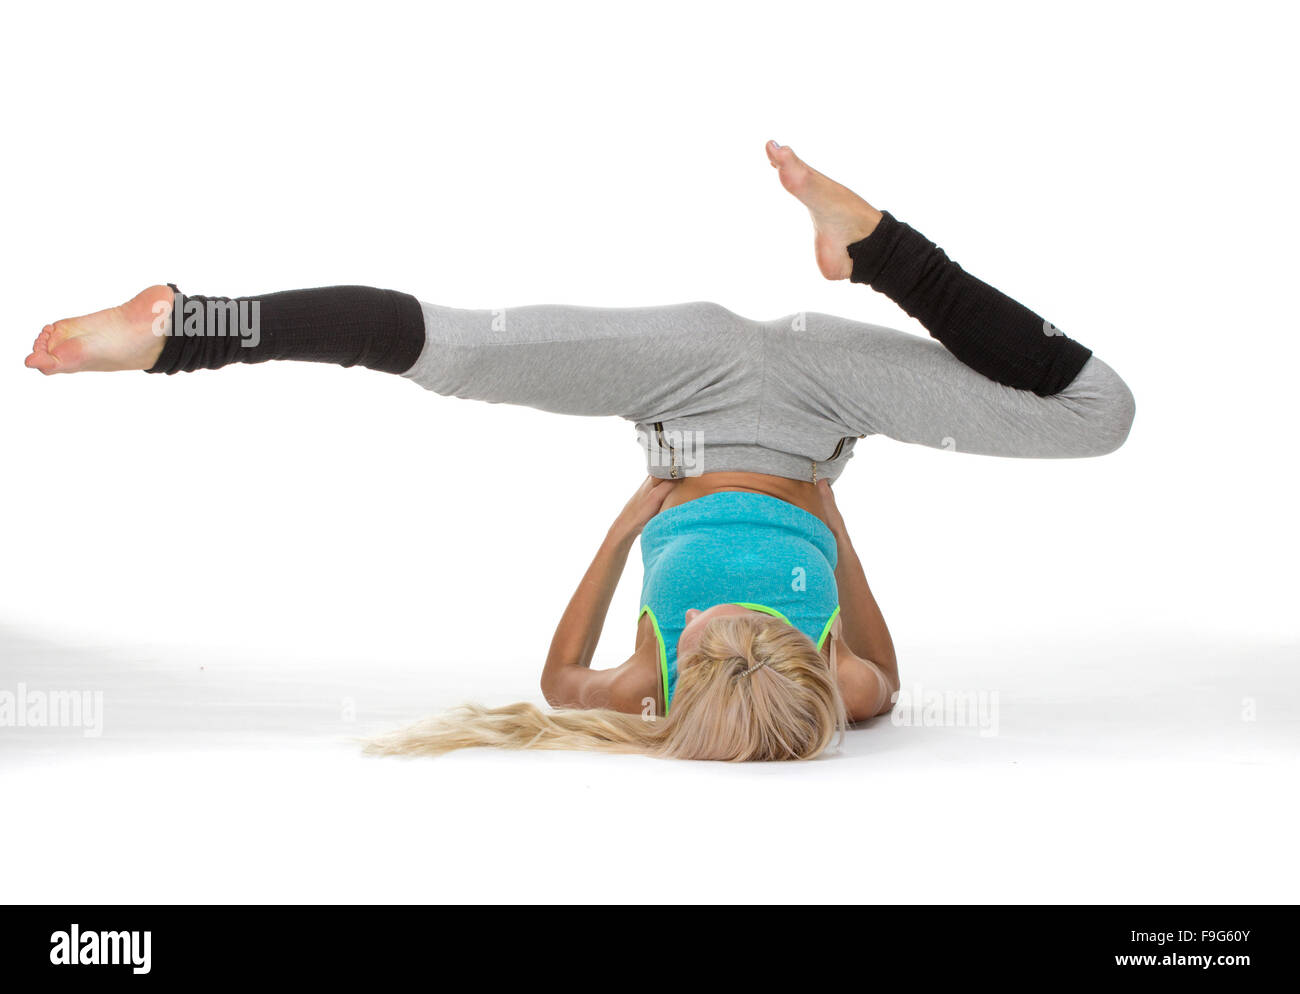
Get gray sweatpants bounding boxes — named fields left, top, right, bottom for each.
left=402, top=300, right=1136, bottom=483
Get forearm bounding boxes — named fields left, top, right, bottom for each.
left=542, top=526, right=635, bottom=685
left=833, top=534, right=899, bottom=689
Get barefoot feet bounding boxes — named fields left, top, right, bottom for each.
left=765, top=140, right=884, bottom=281
left=25, top=285, right=174, bottom=374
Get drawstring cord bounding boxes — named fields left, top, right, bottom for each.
left=653, top=422, right=679, bottom=479
left=812, top=435, right=864, bottom=483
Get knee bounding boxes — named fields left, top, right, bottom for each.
left=1079, top=358, right=1137, bottom=455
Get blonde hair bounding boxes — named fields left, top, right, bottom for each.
left=364, top=613, right=847, bottom=762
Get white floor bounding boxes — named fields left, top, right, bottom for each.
left=3, top=624, right=1295, bottom=903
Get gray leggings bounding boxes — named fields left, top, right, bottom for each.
left=402, top=300, right=1136, bottom=483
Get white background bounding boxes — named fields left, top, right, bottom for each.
left=1, top=0, right=1296, bottom=903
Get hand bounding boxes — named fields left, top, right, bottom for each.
left=815, top=478, right=850, bottom=541
left=612, top=476, right=680, bottom=540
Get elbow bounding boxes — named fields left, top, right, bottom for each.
left=539, top=672, right=561, bottom=709
left=541, top=666, right=584, bottom=710
left=876, top=671, right=901, bottom=718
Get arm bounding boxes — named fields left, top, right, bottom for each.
left=815, top=479, right=900, bottom=720
left=539, top=477, right=679, bottom=710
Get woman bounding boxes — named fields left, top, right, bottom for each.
left=24, top=141, right=1135, bottom=762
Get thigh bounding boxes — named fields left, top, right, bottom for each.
left=765, top=310, right=1135, bottom=459
left=403, top=299, right=759, bottom=425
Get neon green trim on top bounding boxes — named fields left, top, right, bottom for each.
left=815, top=604, right=842, bottom=651
left=638, top=605, right=670, bottom=717
left=729, top=602, right=792, bottom=625
left=734, top=601, right=840, bottom=650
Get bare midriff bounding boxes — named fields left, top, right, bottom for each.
left=658, top=471, right=830, bottom=528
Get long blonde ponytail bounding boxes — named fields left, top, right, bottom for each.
left=363, top=701, right=666, bottom=757
left=364, top=614, right=846, bottom=762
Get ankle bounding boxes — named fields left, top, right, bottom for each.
left=849, top=205, right=885, bottom=244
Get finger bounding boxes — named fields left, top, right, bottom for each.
left=648, top=479, right=680, bottom=504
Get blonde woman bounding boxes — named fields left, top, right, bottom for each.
left=24, top=142, right=1135, bottom=761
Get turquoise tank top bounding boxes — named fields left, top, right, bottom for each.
left=638, top=491, right=840, bottom=714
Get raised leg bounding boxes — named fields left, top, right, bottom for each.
left=764, top=141, right=1135, bottom=457
left=767, top=313, right=1134, bottom=458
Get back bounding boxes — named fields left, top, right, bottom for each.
left=639, top=491, right=840, bottom=711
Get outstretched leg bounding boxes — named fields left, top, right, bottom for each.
left=24, top=282, right=757, bottom=431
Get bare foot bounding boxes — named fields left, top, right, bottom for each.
left=25, top=285, right=174, bottom=374
left=765, top=140, right=885, bottom=280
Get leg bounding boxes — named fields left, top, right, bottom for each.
left=24, top=283, right=758, bottom=430
left=763, top=141, right=1135, bottom=458
left=768, top=313, right=1134, bottom=459
left=24, top=284, right=427, bottom=376
left=146, top=287, right=757, bottom=425
left=402, top=299, right=756, bottom=425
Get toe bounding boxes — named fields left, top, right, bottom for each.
left=766, top=139, right=797, bottom=168
left=25, top=348, right=59, bottom=374
left=765, top=141, right=812, bottom=196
